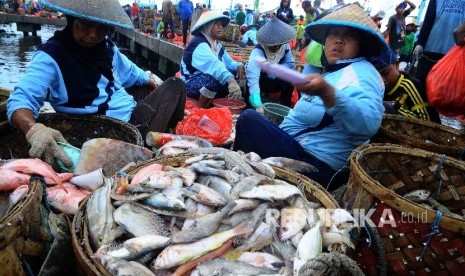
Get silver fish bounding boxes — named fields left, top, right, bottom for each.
left=222, top=210, right=252, bottom=227
left=183, top=183, right=228, bottom=206
left=239, top=181, right=303, bottom=201
left=144, top=193, right=187, bottom=211
left=105, top=235, right=171, bottom=260
left=403, top=189, right=431, bottom=202
left=164, top=166, right=197, bottom=186
left=197, top=258, right=278, bottom=276
left=171, top=201, right=237, bottom=243
left=113, top=203, right=170, bottom=237
left=87, top=178, right=122, bottom=250
left=190, top=162, right=240, bottom=184
left=230, top=175, right=272, bottom=200
left=222, top=150, right=255, bottom=176
left=197, top=175, right=232, bottom=200
left=262, top=157, right=318, bottom=173
left=99, top=254, right=156, bottom=276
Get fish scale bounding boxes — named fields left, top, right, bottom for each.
left=114, top=203, right=170, bottom=237
left=223, top=151, right=255, bottom=176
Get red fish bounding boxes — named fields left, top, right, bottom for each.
left=46, top=183, right=90, bottom=215
left=0, top=168, right=30, bottom=191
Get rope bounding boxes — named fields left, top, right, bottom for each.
left=326, top=165, right=348, bottom=191
left=30, top=175, right=52, bottom=213
left=433, top=154, right=446, bottom=175
left=419, top=211, right=443, bottom=262
left=344, top=195, right=356, bottom=210
left=298, top=252, right=365, bottom=276
left=352, top=149, right=364, bottom=159
left=435, top=179, right=443, bottom=199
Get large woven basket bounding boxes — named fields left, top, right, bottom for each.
left=0, top=113, right=143, bottom=160
left=71, top=153, right=341, bottom=275
left=0, top=178, right=51, bottom=275
left=0, top=88, right=11, bottom=122
left=343, top=144, right=465, bottom=275
left=372, top=114, right=465, bottom=159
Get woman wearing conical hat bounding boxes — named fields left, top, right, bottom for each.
left=180, top=11, right=245, bottom=108
left=245, top=18, right=296, bottom=110
left=234, top=3, right=389, bottom=190
left=7, top=0, right=186, bottom=168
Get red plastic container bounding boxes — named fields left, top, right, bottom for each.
left=212, top=98, right=246, bottom=115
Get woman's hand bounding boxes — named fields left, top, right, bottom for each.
left=237, top=65, right=245, bottom=79
left=295, top=74, right=335, bottom=107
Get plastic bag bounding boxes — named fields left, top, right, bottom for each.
left=426, top=45, right=465, bottom=116
left=175, top=107, right=233, bottom=146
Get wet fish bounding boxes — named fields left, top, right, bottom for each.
left=99, top=254, right=156, bottom=276
left=171, top=201, right=237, bottom=243
left=279, top=208, right=308, bottom=241
left=222, top=211, right=252, bottom=227
left=197, top=258, right=278, bottom=275
left=294, top=223, right=322, bottom=276
left=270, top=226, right=296, bottom=268
left=245, top=159, right=276, bottom=178
left=87, top=178, right=122, bottom=250
left=230, top=175, right=272, bottom=200
left=183, top=183, right=228, bottom=206
left=238, top=252, right=283, bottom=270
left=6, top=185, right=29, bottom=213
left=197, top=175, right=232, bottom=200
left=239, top=181, right=303, bottom=201
left=1, top=158, right=64, bottom=188
left=140, top=170, right=184, bottom=189
left=262, top=157, right=318, bottom=173
left=46, top=183, right=90, bottom=215
left=222, top=150, right=255, bottom=176
left=190, top=162, right=240, bottom=184
left=144, top=193, right=186, bottom=211
left=403, top=189, right=431, bottom=202
left=113, top=203, right=170, bottom=237
left=229, top=199, right=261, bottom=215
left=225, top=223, right=274, bottom=260
left=130, top=163, right=163, bottom=185
left=153, top=222, right=252, bottom=269
left=103, top=235, right=171, bottom=260
left=164, top=166, right=196, bottom=186
left=69, top=168, right=103, bottom=191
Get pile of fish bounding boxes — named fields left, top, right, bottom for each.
left=85, top=149, right=358, bottom=276
left=0, top=159, right=103, bottom=215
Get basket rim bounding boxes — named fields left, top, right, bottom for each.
left=381, top=114, right=463, bottom=136
left=349, top=143, right=465, bottom=234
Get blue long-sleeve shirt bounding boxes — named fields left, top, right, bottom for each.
left=180, top=41, right=242, bottom=85
left=241, top=29, right=258, bottom=46
left=280, top=59, right=385, bottom=170
left=417, top=0, right=465, bottom=55
left=7, top=38, right=149, bottom=123
left=246, top=44, right=295, bottom=95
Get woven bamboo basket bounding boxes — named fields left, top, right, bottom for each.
left=221, top=24, right=240, bottom=42
left=372, top=114, right=465, bottom=159
left=0, top=113, right=143, bottom=160
left=0, top=178, right=51, bottom=275
left=71, top=153, right=342, bottom=275
left=343, top=144, right=465, bottom=275
left=0, top=88, right=11, bottom=122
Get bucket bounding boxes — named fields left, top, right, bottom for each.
left=0, top=113, right=143, bottom=160
left=212, top=98, right=246, bottom=115
left=263, top=102, right=291, bottom=125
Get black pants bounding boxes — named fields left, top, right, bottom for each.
left=245, top=74, right=294, bottom=107
left=129, top=77, right=186, bottom=138
left=415, top=52, right=444, bottom=87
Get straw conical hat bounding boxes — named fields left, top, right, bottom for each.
left=257, top=18, right=296, bottom=46
left=39, top=0, right=133, bottom=29
left=306, top=3, right=388, bottom=55
left=191, top=11, right=230, bottom=36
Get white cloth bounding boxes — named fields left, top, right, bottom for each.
left=263, top=44, right=286, bottom=63
left=200, top=21, right=218, bottom=55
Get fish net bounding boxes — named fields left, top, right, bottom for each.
left=71, top=153, right=352, bottom=275
left=0, top=113, right=143, bottom=160
left=343, top=144, right=465, bottom=275
left=372, top=114, right=465, bottom=160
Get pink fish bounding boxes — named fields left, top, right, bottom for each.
left=0, top=168, right=31, bottom=191
left=130, top=163, right=163, bottom=185
left=2, top=159, right=66, bottom=191
left=45, top=172, right=74, bottom=185
left=7, top=185, right=29, bottom=213
left=46, top=183, right=90, bottom=215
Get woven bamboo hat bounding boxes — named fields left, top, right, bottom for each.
left=306, top=3, right=388, bottom=55
left=191, top=11, right=230, bottom=36
left=39, top=0, right=133, bottom=29
left=257, top=18, right=296, bottom=46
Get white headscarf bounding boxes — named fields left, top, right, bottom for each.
left=200, top=21, right=219, bottom=55
left=263, top=44, right=286, bottom=63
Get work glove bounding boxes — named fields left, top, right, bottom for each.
left=227, top=78, right=243, bottom=100
left=26, top=123, right=72, bottom=167
left=249, top=93, right=263, bottom=108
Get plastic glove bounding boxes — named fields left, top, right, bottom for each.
left=256, top=106, right=264, bottom=114
left=413, top=45, right=423, bottom=58
left=26, top=123, right=72, bottom=167
left=227, top=78, right=243, bottom=100
left=249, top=93, right=263, bottom=108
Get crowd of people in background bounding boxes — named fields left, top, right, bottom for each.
left=0, top=0, right=43, bottom=14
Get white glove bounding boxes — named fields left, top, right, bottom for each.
left=227, top=78, right=243, bottom=100
left=412, top=45, right=423, bottom=67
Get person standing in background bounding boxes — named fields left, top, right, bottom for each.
left=313, top=0, right=324, bottom=14
left=399, top=20, right=417, bottom=62
left=235, top=4, right=246, bottom=26
left=302, top=0, right=317, bottom=24
left=178, top=0, right=194, bottom=47
left=413, top=0, right=465, bottom=86
left=162, top=0, right=175, bottom=39
left=277, top=0, right=294, bottom=25
left=384, top=1, right=416, bottom=57
left=371, top=10, right=385, bottom=29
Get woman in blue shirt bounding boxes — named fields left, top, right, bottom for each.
left=7, top=0, right=186, bottom=167
left=234, top=3, right=388, bottom=190
left=180, top=11, right=245, bottom=108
